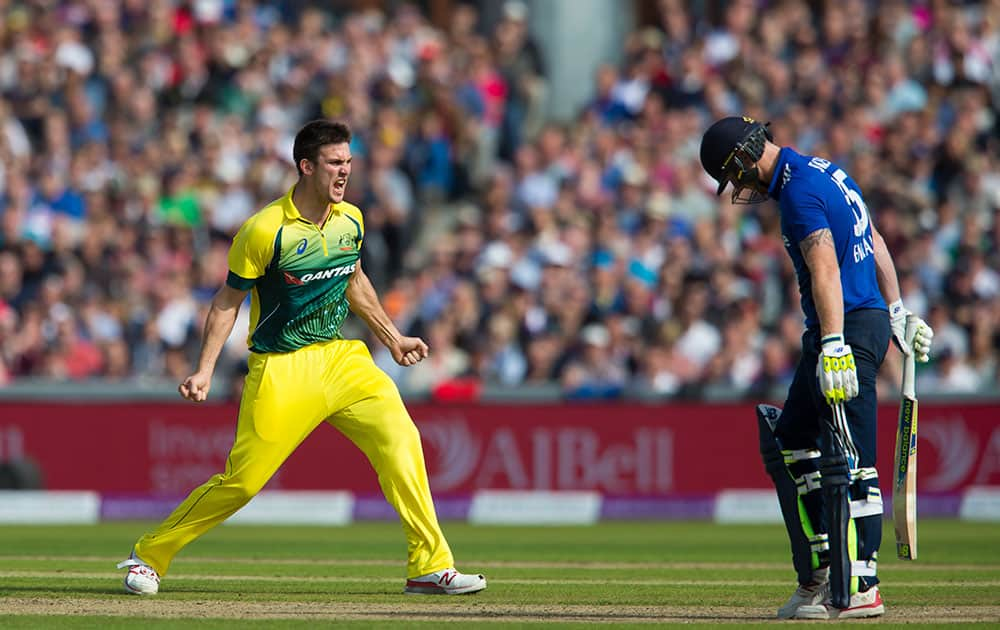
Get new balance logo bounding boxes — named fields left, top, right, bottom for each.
left=293, top=263, right=356, bottom=284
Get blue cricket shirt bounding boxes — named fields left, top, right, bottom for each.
left=768, top=147, right=887, bottom=329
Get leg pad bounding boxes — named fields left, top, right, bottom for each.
left=757, top=404, right=823, bottom=585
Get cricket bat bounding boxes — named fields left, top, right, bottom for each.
left=893, top=319, right=919, bottom=560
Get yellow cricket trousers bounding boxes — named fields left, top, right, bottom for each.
left=133, top=339, right=454, bottom=578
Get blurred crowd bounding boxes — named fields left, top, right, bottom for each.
left=0, top=0, right=998, bottom=402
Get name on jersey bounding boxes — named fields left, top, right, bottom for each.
left=853, top=238, right=873, bottom=263
left=287, top=263, right=356, bottom=284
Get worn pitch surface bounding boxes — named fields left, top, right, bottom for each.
left=1, top=520, right=997, bottom=627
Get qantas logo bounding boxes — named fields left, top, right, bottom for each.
left=285, top=263, right=356, bottom=284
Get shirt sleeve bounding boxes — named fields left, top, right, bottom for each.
left=782, top=185, right=829, bottom=244
left=226, top=218, right=273, bottom=290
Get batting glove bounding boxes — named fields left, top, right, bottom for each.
left=889, top=300, right=912, bottom=356
left=907, top=315, right=934, bottom=363
left=889, top=300, right=934, bottom=362
left=817, top=333, right=859, bottom=406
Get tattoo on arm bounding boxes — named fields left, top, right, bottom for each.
left=799, top=228, right=834, bottom=258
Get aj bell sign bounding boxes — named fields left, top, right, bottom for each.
left=2, top=402, right=997, bottom=494
left=419, top=417, right=674, bottom=493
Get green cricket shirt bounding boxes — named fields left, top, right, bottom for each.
left=226, top=185, right=364, bottom=353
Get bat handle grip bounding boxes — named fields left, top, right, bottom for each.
left=902, top=319, right=918, bottom=399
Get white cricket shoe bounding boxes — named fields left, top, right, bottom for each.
left=116, top=553, right=160, bottom=595
left=404, top=568, right=487, bottom=595
left=777, top=568, right=830, bottom=619
left=793, top=584, right=885, bottom=619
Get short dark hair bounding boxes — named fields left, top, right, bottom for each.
left=293, top=120, right=352, bottom=176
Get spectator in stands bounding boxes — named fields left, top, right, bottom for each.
left=0, top=0, right=996, bottom=405
left=562, top=323, right=627, bottom=400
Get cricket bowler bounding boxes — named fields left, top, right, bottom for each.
left=117, top=119, right=486, bottom=596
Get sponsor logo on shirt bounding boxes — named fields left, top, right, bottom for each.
left=287, top=263, right=357, bottom=284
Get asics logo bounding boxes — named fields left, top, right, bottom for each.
left=294, top=263, right=356, bottom=284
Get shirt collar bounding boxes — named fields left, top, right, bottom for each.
left=282, top=184, right=339, bottom=223
left=767, top=147, right=793, bottom=200
left=282, top=185, right=302, bottom=221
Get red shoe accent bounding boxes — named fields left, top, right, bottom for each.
left=852, top=589, right=883, bottom=610
left=828, top=587, right=884, bottom=619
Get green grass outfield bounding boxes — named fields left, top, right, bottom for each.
left=1, top=520, right=998, bottom=627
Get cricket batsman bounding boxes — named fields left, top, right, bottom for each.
left=117, top=119, right=486, bottom=596
left=699, top=116, right=932, bottom=619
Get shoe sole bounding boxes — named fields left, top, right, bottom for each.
left=793, top=602, right=884, bottom=620
left=777, top=598, right=828, bottom=619
left=404, top=579, right=487, bottom=595
left=123, top=580, right=158, bottom=595
left=777, top=608, right=808, bottom=620
left=792, top=606, right=831, bottom=620
left=835, top=603, right=885, bottom=619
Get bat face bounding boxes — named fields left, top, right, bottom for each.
left=893, top=369, right=918, bottom=560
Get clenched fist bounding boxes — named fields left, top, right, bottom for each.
left=179, top=371, right=212, bottom=402
left=390, top=336, right=429, bottom=367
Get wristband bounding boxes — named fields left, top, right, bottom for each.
left=821, top=333, right=845, bottom=350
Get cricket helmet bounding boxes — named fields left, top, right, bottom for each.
left=699, top=116, right=773, bottom=204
